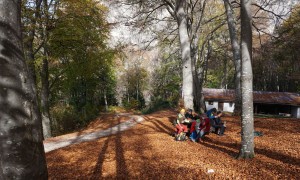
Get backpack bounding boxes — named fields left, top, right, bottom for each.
left=175, top=132, right=187, bottom=141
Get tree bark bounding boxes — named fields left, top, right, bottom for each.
left=0, top=0, right=48, bottom=178
left=175, top=0, right=194, bottom=109
left=104, top=90, right=108, bottom=111
left=223, top=0, right=242, bottom=116
left=40, top=56, right=51, bottom=138
left=40, top=0, right=51, bottom=138
left=191, top=33, right=201, bottom=112
left=22, top=0, right=43, bottom=95
left=191, top=1, right=207, bottom=113
left=198, top=39, right=212, bottom=113
left=221, top=50, right=228, bottom=89
left=238, top=0, right=255, bottom=159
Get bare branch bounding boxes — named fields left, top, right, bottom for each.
left=203, top=12, right=226, bottom=24
left=166, top=4, right=175, bottom=18
left=142, top=36, right=158, bottom=50
left=199, top=21, right=226, bottom=62
left=252, top=21, right=277, bottom=39
left=192, top=0, right=207, bottom=40
left=252, top=3, right=285, bottom=20
left=163, top=0, right=175, bottom=10
left=143, top=4, right=166, bottom=26
left=33, top=40, right=45, bottom=55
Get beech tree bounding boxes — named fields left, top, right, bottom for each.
left=39, top=0, right=59, bottom=138
left=22, top=0, right=60, bottom=138
left=238, top=0, right=255, bottom=159
left=0, top=0, right=48, bottom=178
left=175, top=0, right=194, bottom=109
left=22, top=0, right=42, bottom=93
left=223, top=0, right=242, bottom=115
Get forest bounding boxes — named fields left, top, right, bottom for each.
left=0, top=0, right=299, bottom=179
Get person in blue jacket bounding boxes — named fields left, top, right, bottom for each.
left=206, top=108, right=217, bottom=119
left=206, top=108, right=226, bottom=136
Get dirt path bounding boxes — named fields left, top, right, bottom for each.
left=43, top=114, right=144, bottom=153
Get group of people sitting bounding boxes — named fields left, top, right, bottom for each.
left=174, top=108, right=226, bottom=142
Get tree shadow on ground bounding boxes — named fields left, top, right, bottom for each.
left=91, top=137, right=112, bottom=179
left=202, top=136, right=300, bottom=167
left=115, top=118, right=129, bottom=178
left=89, top=113, right=207, bottom=179
left=200, top=137, right=238, bottom=157
left=254, top=147, right=300, bottom=166
left=254, top=156, right=300, bottom=179
left=143, top=115, right=175, bottom=135
left=143, top=116, right=175, bottom=135
left=90, top=117, right=129, bottom=179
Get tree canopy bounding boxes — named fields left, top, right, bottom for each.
left=1, top=1, right=300, bottom=177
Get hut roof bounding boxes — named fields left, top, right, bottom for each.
left=203, top=88, right=300, bottom=106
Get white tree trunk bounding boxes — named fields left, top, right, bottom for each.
left=239, top=0, right=255, bottom=159
left=175, top=0, right=194, bottom=109
left=104, top=90, right=108, bottom=111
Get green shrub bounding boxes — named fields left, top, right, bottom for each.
left=142, top=99, right=173, bottom=114
left=123, top=99, right=141, bottom=110
left=50, top=103, right=99, bottom=136
left=51, top=105, right=78, bottom=136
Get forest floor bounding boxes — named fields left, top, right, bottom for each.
left=45, top=109, right=300, bottom=179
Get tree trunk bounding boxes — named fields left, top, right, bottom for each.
left=175, top=0, right=194, bottom=109
left=0, top=0, right=48, bottom=178
left=191, top=34, right=201, bottom=112
left=104, top=90, right=108, bottom=111
left=223, top=0, right=242, bottom=116
left=193, top=73, right=201, bottom=112
left=238, top=0, right=255, bottom=159
left=40, top=0, right=51, bottom=139
left=198, top=39, right=212, bottom=113
left=221, top=51, right=228, bottom=89
left=23, top=0, right=42, bottom=95
left=40, top=57, right=51, bottom=138
left=194, top=53, right=206, bottom=113
left=24, top=40, right=38, bottom=92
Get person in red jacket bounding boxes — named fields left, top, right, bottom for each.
left=189, top=119, right=200, bottom=142
left=197, top=114, right=211, bottom=142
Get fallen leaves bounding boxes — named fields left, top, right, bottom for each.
left=46, top=109, right=300, bottom=179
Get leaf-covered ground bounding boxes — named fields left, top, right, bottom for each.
left=46, top=109, right=300, bottom=179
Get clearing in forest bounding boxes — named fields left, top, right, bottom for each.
left=46, top=109, right=300, bottom=179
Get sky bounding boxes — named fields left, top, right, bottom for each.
left=104, top=0, right=300, bottom=47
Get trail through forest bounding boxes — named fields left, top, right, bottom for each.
left=44, top=113, right=144, bottom=152
left=45, top=109, right=300, bottom=179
